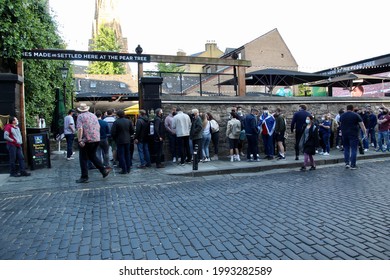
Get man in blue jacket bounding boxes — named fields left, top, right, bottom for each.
left=244, top=108, right=260, bottom=161
left=291, top=104, right=311, bottom=160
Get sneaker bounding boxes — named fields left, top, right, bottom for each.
left=371, top=143, right=375, bottom=147
left=300, top=166, right=306, bottom=171
left=345, top=164, right=350, bottom=169
left=230, top=156, right=234, bottom=162
left=336, top=145, right=340, bottom=149
left=364, top=149, right=368, bottom=152
left=67, top=157, right=75, bottom=161
left=295, top=156, right=299, bottom=161
left=350, top=166, right=357, bottom=170
left=309, top=166, right=316, bottom=171
left=212, top=155, right=218, bottom=161
left=254, top=158, right=261, bottom=162
left=323, top=152, right=329, bottom=156
left=179, top=162, right=186, bottom=166
left=205, top=157, right=211, bottom=162
left=172, top=157, right=177, bottom=163
left=277, top=156, right=286, bottom=160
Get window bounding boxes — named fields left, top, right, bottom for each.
left=119, top=82, right=126, bottom=88
left=90, top=81, right=97, bottom=88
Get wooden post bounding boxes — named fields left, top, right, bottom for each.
left=237, top=66, right=246, bottom=97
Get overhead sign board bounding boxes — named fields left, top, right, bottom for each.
left=22, top=49, right=150, bottom=63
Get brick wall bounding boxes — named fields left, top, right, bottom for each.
left=161, top=95, right=390, bottom=158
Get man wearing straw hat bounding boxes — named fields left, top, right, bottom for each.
left=76, top=103, right=111, bottom=183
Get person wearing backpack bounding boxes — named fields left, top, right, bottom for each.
left=226, top=112, right=241, bottom=162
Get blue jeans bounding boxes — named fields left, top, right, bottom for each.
left=97, top=139, right=110, bottom=167
left=342, top=134, right=359, bottom=167
left=137, top=142, right=151, bottom=166
left=117, top=143, right=132, bottom=172
left=7, top=144, right=26, bottom=175
left=377, top=130, right=389, bottom=151
left=201, top=134, right=211, bottom=159
left=167, top=133, right=178, bottom=159
left=65, top=133, right=74, bottom=158
left=322, top=133, right=330, bottom=153
left=246, top=134, right=259, bottom=160
left=367, top=128, right=377, bottom=148
left=261, top=134, right=274, bottom=157
left=360, top=130, right=369, bottom=149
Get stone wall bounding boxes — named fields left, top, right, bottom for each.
left=160, top=95, right=390, bottom=158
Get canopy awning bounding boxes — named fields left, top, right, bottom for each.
left=309, top=73, right=390, bottom=89
left=219, top=68, right=329, bottom=93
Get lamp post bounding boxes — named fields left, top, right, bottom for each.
left=136, top=45, right=144, bottom=109
left=59, top=63, right=69, bottom=108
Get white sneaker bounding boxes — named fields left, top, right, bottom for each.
left=230, top=156, right=234, bottom=162
left=323, top=152, right=329, bottom=156
left=172, top=157, right=177, bottom=163
left=364, top=149, right=368, bottom=152
left=67, top=157, right=75, bottom=161
left=319, top=152, right=324, bottom=155
left=206, top=157, right=211, bottom=162
left=336, top=146, right=340, bottom=149
left=371, top=143, right=375, bottom=147
left=236, top=155, right=241, bottom=162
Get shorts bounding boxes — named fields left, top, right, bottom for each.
left=274, top=132, right=285, bottom=142
left=229, top=138, right=239, bottom=149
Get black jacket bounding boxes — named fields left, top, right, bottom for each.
left=111, top=117, right=134, bottom=145
left=299, top=124, right=319, bottom=155
left=135, top=115, right=150, bottom=143
left=153, top=115, right=165, bottom=142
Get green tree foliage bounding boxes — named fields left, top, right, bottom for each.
left=156, top=63, right=184, bottom=73
left=0, top=0, right=71, bottom=127
left=87, top=26, right=126, bottom=74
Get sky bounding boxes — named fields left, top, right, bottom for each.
left=49, top=0, right=390, bottom=73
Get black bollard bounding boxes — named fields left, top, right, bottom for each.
left=193, top=144, right=198, bottom=170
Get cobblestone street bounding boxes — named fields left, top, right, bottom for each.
left=0, top=154, right=389, bottom=260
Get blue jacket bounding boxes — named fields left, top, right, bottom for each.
left=291, top=110, right=311, bottom=133
left=244, top=113, right=258, bottom=135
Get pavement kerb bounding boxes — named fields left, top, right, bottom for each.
left=162, top=151, right=390, bottom=177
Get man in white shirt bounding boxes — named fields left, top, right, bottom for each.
left=64, top=109, right=76, bottom=160
left=172, top=107, right=192, bottom=165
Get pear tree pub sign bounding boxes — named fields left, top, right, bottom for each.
left=22, top=49, right=150, bottom=63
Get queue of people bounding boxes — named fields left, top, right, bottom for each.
left=4, top=102, right=388, bottom=181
